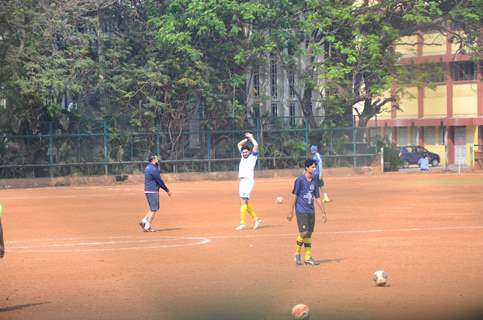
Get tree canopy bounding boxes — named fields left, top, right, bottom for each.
left=0, top=0, right=481, bottom=139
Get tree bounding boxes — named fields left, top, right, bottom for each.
left=149, top=0, right=293, bottom=157
left=0, top=0, right=480, bottom=152
left=297, top=0, right=482, bottom=133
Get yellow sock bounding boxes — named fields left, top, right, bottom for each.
left=295, top=234, right=303, bottom=255
left=304, top=238, right=312, bottom=260
left=247, top=204, right=258, bottom=220
left=240, top=204, right=248, bottom=225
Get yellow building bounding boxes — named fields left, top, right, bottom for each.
left=368, top=32, right=482, bottom=168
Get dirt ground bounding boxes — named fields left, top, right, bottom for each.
left=1, top=172, right=483, bottom=320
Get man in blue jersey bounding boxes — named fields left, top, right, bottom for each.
left=139, top=154, right=171, bottom=232
left=287, top=159, right=327, bottom=266
left=310, top=145, right=330, bottom=202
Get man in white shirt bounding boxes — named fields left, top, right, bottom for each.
left=236, top=132, right=262, bottom=230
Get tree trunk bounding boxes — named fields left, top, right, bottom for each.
left=301, top=85, right=317, bottom=129
left=356, top=98, right=374, bottom=143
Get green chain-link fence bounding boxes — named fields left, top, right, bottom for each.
left=0, top=117, right=380, bottom=178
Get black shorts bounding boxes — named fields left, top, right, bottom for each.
left=145, top=193, right=160, bottom=212
left=296, top=213, right=315, bottom=233
left=314, top=174, right=324, bottom=187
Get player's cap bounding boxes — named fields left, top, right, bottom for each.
left=310, top=145, right=318, bottom=153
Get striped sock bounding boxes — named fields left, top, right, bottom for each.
left=295, top=234, right=303, bottom=255
left=303, top=238, right=312, bottom=260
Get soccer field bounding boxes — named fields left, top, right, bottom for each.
left=1, top=172, right=483, bottom=320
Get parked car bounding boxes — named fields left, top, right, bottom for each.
left=398, top=146, right=440, bottom=168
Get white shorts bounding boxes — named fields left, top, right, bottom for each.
left=239, top=177, right=254, bottom=199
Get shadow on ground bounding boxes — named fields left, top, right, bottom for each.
left=0, top=302, right=50, bottom=313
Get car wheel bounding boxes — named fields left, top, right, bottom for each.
left=431, top=159, right=439, bottom=167
left=403, top=160, right=409, bottom=168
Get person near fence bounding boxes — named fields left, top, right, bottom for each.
left=0, top=203, right=5, bottom=258
left=310, top=145, right=331, bottom=202
left=287, top=159, right=327, bottom=266
left=139, top=154, right=171, bottom=232
left=235, top=132, right=262, bottom=231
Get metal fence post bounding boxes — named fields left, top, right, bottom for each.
left=207, top=129, right=212, bottom=172
left=353, top=116, right=357, bottom=168
left=48, top=122, right=54, bottom=177
left=156, top=132, right=160, bottom=156
left=470, top=144, right=474, bottom=169
left=256, top=116, right=262, bottom=169
left=380, top=147, right=384, bottom=173
left=103, top=121, right=109, bottom=175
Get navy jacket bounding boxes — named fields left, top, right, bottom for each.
left=144, top=163, right=169, bottom=193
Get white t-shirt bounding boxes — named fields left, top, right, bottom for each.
left=238, top=152, right=258, bottom=178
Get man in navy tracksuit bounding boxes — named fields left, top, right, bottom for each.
left=139, top=154, right=171, bottom=232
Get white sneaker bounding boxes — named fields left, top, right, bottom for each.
left=253, top=219, right=262, bottom=230
left=235, top=224, right=246, bottom=231
left=139, top=221, right=146, bottom=231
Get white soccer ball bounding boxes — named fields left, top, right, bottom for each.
left=373, top=270, right=388, bottom=286
left=291, top=304, right=310, bottom=320
left=276, top=196, right=284, bottom=204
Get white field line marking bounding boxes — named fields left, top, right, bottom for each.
left=11, top=238, right=186, bottom=248
left=2, top=194, right=138, bottom=200
left=8, top=224, right=483, bottom=244
left=6, top=225, right=483, bottom=253
left=8, top=235, right=183, bottom=243
left=203, top=225, right=483, bottom=240
left=7, top=236, right=210, bottom=252
left=1, top=190, right=187, bottom=200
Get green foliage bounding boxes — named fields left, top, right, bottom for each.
left=0, top=0, right=481, bottom=152
left=373, top=139, right=403, bottom=172
left=383, top=144, right=403, bottom=172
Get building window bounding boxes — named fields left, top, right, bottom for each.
left=424, top=127, right=436, bottom=145
left=452, top=61, right=476, bottom=81
left=426, top=63, right=447, bottom=83
left=61, top=92, right=76, bottom=111
left=270, top=59, right=278, bottom=98
left=439, top=127, right=446, bottom=145
left=410, top=127, right=418, bottom=145
left=384, top=127, right=392, bottom=143
left=253, top=71, right=260, bottom=96
left=271, top=103, right=278, bottom=117
left=369, top=128, right=379, bottom=140
left=288, top=70, right=295, bottom=98
left=197, top=103, right=204, bottom=120
left=289, top=102, right=296, bottom=126
left=397, top=127, right=408, bottom=145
